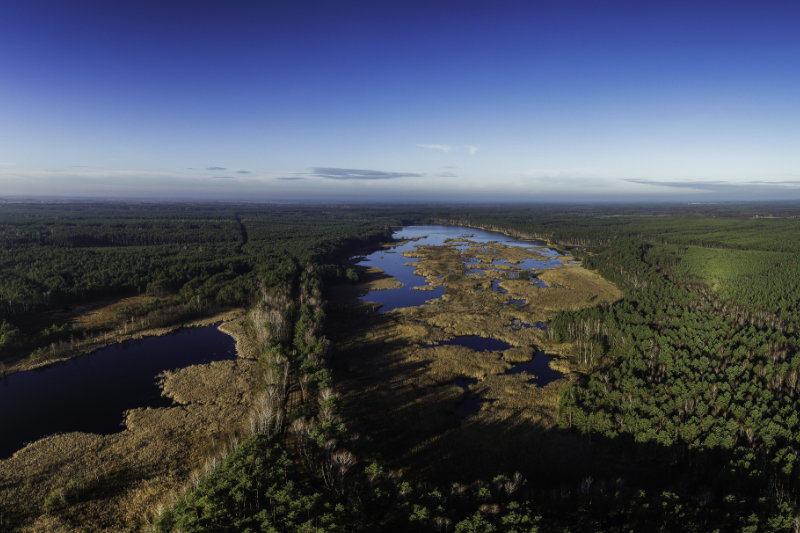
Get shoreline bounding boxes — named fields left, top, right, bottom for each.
left=0, top=307, right=259, bottom=531
left=2, top=308, right=247, bottom=377
left=331, top=229, right=610, bottom=483
left=427, top=219, right=577, bottom=253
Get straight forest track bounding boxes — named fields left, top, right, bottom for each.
left=234, top=213, right=248, bottom=252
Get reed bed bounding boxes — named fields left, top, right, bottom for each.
left=331, top=236, right=620, bottom=482
left=0, top=315, right=258, bottom=532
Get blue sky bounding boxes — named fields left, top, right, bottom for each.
left=2, top=1, right=800, bottom=202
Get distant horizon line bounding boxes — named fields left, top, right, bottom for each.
left=3, top=194, right=800, bottom=208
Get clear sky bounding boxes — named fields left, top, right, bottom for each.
left=2, top=0, right=800, bottom=203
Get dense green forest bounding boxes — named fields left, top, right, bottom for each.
left=6, top=202, right=800, bottom=530
left=146, top=203, right=800, bottom=531
left=0, top=203, right=400, bottom=364
left=469, top=206, right=800, bottom=530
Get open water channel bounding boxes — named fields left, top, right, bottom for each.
left=0, top=226, right=565, bottom=457
left=0, top=325, right=236, bottom=458
left=358, top=225, right=565, bottom=413
left=358, top=225, right=561, bottom=313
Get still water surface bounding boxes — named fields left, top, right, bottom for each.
left=0, top=326, right=235, bottom=458
left=435, top=335, right=512, bottom=352
left=359, top=225, right=562, bottom=313
left=359, top=226, right=566, bottom=417
left=505, top=351, right=564, bottom=386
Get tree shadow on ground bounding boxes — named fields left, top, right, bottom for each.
left=326, top=280, right=762, bottom=510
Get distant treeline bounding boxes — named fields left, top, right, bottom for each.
left=0, top=203, right=404, bottom=361
left=7, top=201, right=800, bottom=529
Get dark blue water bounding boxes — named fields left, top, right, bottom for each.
left=359, top=226, right=564, bottom=313
left=510, top=319, right=548, bottom=331
left=505, top=351, right=563, bottom=386
left=531, top=277, right=548, bottom=288
left=436, top=335, right=512, bottom=352
left=511, top=257, right=563, bottom=271
left=0, top=326, right=236, bottom=458
left=357, top=238, right=446, bottom=313
left=453, top=352, right=562, bottom=417
left=491, top=280, right=509, bottom=294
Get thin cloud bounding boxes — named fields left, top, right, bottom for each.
left=206, top=166, right=226, bottom=171
left=312, top=167, right=423, bottom=180
left=212, top=176, right=235, bottom=180
left=417, top=144, right=478, bottom=155
left=277, top=177, right=305, bottom=181
left=417, top=144, right=455, bottom=153
left=236, top=170, right=251, bottom=174
left=436, top=172, right=458, bottom=178
left=748, top=180, right=800, bottom=185
left=625, top=178, right=800, bottom=194
left=625, top=178, right=736, bottom=191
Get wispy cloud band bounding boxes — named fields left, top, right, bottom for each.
left=626, top=178, right=800, bottom=192
left=312, top=167, right=423, bottom=180
left=417, top=144, right=455, bottom=153
left=417, top=144, right=478, bottom=155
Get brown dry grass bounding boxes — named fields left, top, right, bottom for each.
left=71, top=295, right=158, bottom=329
left=362, top=266, right=403, bottom=291
left=330, top=236, right=620, bottom=483
left=6, top=309, right=245, bottom=375
left=0, top=316, right=260, bottom=532
left=536, top=265, right=623, bottom=308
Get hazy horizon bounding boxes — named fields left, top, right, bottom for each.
left=3, top=1, right=800, bottom=203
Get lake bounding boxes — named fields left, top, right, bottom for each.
left=0, top=325, right=236, bottom=458
left=358, top=225, right=562, bottom=313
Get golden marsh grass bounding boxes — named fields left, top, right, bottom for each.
left=331, top=234, right=621, bottom=482
left=0, top=315, right=260, bottom=532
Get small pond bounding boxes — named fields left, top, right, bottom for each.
left=505, top=351, right=563, bottom=386
left=491, top=280, right=509, bottom=294
left=531, top=277, right=548, bottom=288
left=510, top=319, right=548, bottom=331
left=433, top=335, right=512, bottom=352
left=0, top=325, right=236, bottom=459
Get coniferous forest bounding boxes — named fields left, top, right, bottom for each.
left=3, top=202, right=800, bottom=531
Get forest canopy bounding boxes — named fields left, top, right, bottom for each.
left=5, top=201, right=800, bottom=530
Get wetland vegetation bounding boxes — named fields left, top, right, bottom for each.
left=0, top=324, right=237, bottom=459
left=4, top=202, right=800, bottom=531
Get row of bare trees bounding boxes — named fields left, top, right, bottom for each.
left=247, top=283, right=294, bottom=436
left=246, top=264, right=359, bottom=494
